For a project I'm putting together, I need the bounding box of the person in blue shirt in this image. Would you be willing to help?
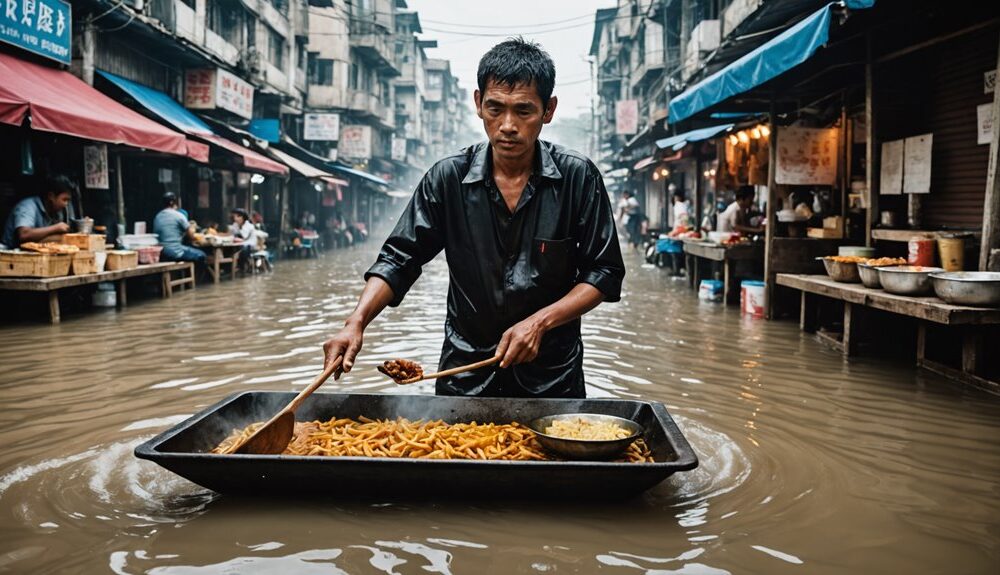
[153,192,206,263]
[1,175,75,249]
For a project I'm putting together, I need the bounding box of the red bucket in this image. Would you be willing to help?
[907,239,935,267]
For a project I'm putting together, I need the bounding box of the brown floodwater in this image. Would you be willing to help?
[1,246,998,574]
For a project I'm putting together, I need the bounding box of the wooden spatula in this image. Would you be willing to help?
[224,358,341,455]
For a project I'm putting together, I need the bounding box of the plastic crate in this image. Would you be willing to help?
[656,238,683,254]
[137,245,163,265]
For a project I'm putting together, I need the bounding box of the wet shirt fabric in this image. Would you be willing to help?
[366,141,625,398]
[2,196,60,248]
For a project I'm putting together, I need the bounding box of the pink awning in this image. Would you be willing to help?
[201,134,289,176]
[0,52,194,158]
[322,176,350,187]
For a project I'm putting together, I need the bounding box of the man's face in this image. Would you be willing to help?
[738,195,755,210]
[475,79,557,162]
[46,191,71,214]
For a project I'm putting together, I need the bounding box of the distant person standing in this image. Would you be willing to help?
[619,190,642,249]
[154,192,205,263]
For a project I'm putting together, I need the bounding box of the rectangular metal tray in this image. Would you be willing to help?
[134,392,699,499]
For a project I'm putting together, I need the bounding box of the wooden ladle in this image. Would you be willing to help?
[381,355,500,385]
[224,359,341,455]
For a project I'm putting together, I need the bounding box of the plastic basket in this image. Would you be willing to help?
[137,245,163,264]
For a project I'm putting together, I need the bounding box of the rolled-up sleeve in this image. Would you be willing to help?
[575,168,625,302]
[365,173,446,306]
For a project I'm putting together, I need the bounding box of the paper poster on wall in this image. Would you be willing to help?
[83,144,109,190]
[879,139,904,195]
[902,133,932,195]
[615,100,638,135]
[977,103,994,145]
[775,126,839,185]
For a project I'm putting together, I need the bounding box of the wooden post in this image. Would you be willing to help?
[840,99,849,226]
[47,292,60,324]
[277,179,289,258]
[695,152,704,234]
[115,154,126,234]
[115,280,127,308]
[980,34,1000,270]
[961,332,980,375]
[763,104,778,319]
[843,301,859,356]
[865,33,879,248]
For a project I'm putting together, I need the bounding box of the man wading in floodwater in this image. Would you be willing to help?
[323,38,625,398]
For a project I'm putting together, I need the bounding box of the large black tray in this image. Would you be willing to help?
[134,392,698,498]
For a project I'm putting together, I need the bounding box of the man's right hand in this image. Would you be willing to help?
[323,320,364,379]
[52,222,70,234]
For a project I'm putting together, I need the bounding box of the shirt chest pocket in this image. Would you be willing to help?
[531,237,576,290]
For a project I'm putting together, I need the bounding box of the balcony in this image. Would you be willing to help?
[307,85,349,109]
[630,56,664,89]
[347,90,379,118]
[349,18,400,77]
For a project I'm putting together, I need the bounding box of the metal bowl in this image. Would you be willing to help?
[877,266,945,296]
[856,263,885,289]
[929,272,1000,307]
[528,413,644,461]
[819,257,862,283]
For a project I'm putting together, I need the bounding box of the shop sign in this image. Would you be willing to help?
[339,125,372,159]
[249,118,281,143]
[184,68,254,119]
[615,100,638,135]
[0,0,71,65]
[83,144,108,190]
[391,134,407,162]
[775,126,839,185]
[304,113,340,141]
[985,70,996,95]
[880,133,933,195]
[977,103,994,145]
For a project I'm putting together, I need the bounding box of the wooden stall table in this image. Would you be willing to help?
[197,243,243,284]
[0,262,196,324]
[683,240,765,304]
[776,273,1000,392]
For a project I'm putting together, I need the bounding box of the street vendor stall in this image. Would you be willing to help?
[683,238,765,304]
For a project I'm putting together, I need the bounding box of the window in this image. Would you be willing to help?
[267,26,284,70]
[427,72,442,89]
[297,41,307,71]
[308,55,335,86]
[207,0,244,46]
[349,63,359,90]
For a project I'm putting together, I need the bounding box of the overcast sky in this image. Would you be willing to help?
[406,0,617,132]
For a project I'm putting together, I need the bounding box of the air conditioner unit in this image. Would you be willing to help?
[688,19,720,54]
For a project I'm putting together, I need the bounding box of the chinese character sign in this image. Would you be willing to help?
[339,125,372,160]
[185,69,217,109]
[615,100,638,135]
[83,144,108,190]
[0,0,71,64]
[304,113,341,141]
[391,135,407,162]
[775,126,839,186]
[216,68,254,119]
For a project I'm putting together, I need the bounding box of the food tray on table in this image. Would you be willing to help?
[135,392,699,499]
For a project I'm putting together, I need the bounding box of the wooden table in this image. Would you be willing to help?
[776,273,1000,391]
[198,244,243,284]
[683,240,765,304]
[0,262,195,324]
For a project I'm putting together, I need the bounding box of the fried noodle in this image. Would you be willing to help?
[213,416,654,463]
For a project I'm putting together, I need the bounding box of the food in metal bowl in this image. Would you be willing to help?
[826,255,868,263]
[529,413,645,460]
[544,417,634,441]
[864,257,907,267]
[877,265,945,296]
[820,256,862,283]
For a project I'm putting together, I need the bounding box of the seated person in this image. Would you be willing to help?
[717,186,764,235]
[154,192,206,263]
[230,208,256,269]
[1,175,74,249]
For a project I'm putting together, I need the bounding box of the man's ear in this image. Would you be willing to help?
[474,89,483,119]
[542,96,558,124]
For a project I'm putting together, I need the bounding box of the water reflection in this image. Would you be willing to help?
[0,247,998,573]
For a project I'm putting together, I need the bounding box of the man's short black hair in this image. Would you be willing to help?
[163,192,178,208]
[477,37,556,108]
[45,174,77,197]
[736,185,756,202]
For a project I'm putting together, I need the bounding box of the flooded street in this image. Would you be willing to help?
[1,246,999,574]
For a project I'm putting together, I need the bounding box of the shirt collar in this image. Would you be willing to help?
[462,140,564,184]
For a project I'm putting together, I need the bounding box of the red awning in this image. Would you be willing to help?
[186,140,210,163]
[322,176,349,187]
[201,134,289,176]
[0,52,195,158]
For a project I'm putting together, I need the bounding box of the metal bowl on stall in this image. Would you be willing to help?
[929,272,1000,307]
[856,263,885,289]
[877,266,945,296]
[818,257,862,283]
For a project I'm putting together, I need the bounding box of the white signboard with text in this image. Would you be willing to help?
[615,100,638,135]
[775,126,839,185]
[339,125,372,159]
[83,144,109,190]
[304,113,341,141]
[184,68,254,119]
[391,135,407,162]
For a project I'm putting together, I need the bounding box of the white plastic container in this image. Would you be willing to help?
[741,280,766,317]
[94,251,107,272]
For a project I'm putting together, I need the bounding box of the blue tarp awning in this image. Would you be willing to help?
[97,70,214,136]
[329,163,390,187]
[668,1,875,123]
[655,123,734,151]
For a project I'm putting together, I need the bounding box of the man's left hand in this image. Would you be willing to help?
[496,315,548,369]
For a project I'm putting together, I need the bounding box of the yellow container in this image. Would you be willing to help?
[937,237,964,271]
